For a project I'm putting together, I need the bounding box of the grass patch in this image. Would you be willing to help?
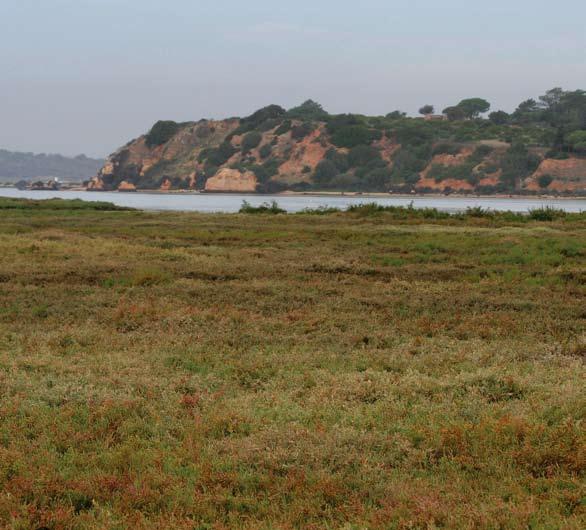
[0,207,583,528]
[0,197,135,211]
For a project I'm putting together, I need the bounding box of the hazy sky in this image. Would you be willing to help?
[1,0,585,157]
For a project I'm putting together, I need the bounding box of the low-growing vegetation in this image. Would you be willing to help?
[238,200,286,214]
[0,197,134,211]
[0,204,584,528]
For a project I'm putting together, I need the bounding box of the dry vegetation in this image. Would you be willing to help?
[0,201,584,529]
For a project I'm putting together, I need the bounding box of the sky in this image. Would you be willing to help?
[1,0,585,158]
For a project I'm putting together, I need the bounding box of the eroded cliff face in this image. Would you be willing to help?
[117,181,137,192]
[276,127,328,183]
[525,158,586,192]
[90,119,241,191]
[91,116,586,194]
[204,168,257,192]
[417,149,475,191]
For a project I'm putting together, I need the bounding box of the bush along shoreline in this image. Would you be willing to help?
[239,200,584,222]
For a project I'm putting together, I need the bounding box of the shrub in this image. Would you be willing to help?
[355,158,387,178]
[326,114,382,148]
[428,163,475,182]
[241,105,286,128]
[328,173,362,190]
[331,126,382,148]
[482,163,499,174]
[313,160,339,184]
[385,110,407,119]
[249,158,282,182]
[443,106,466,121]
[348,145,381,167]
[257,180,288,193]
[362,167,391,190]
[500,142,541,189]
[253,118,276,132]
[489,110,510,125]
[545,149,570,160]
[325,148,350,172]
[465,206,494,218]
[291,122,314,141]
[204,164,219,178]
[432,143,461,156]
[145,121,180,147]
[202,141,238,166]
[286,100,329,121]
[528,207,566,221]
[566,130,586,152]
[390,143,432,184]
[326,113,362,133]
[472,144,494,159]
[239,200,286,214]
[538,174,554,188]
[259,144,272,159]
[274,120,292,136]
[392,122,434,146]
[241,132,263,153]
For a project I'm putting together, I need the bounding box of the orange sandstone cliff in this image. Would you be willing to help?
[90,112,586,194]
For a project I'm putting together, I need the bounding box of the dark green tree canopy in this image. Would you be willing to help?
[488,110,510,125]
[566,130,586,152]
[386,110,407,119]
[145,121,181,147]
[456,98,491,119]
[539,87,565,111]
[537,174,553,188]
[443,106,466,121]
[241,105,286,128]
[313,159,339,184]
[512,99,541,123]
[286,100,329,121]
[347,145,381,167]
[419,105,435,116]
[241,132,263,153]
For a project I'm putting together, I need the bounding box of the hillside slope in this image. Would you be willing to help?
[90,94,586,195]
[0,150,104,182]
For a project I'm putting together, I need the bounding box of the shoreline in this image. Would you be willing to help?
[1,185,584,201]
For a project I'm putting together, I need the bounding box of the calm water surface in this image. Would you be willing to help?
[0,188,584,213]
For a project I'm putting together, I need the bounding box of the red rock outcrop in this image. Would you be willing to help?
[160,178,172,191]
[525,157,586,191]
[373,135,400,164]
[118,181,137,192]
[204,168,257,192]
[420,149,474,179]
[87,176,105,190]
[416,148,475,191]
[276,126,328,183]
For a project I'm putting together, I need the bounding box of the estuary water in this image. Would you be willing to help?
[0,188,584,213]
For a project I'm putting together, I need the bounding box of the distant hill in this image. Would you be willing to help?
[89,88,585,195]
[0,150,104,182]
